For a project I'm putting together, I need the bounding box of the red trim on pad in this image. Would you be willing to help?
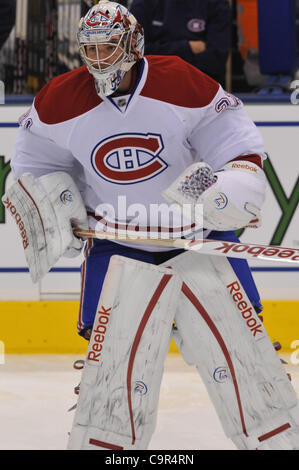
[181,282,249,438]
[126,274,173,445]
[258,423,291,442]
[89,438,123,450]
[18,179,46,245]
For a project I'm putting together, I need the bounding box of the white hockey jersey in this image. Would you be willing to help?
[11,55,265,250]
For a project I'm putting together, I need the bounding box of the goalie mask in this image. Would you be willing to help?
[78,1,144,98]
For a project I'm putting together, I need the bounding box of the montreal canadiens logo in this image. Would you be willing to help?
[187,19,206,32]
[91,133,167,184]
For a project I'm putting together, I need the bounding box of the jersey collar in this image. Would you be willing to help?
[106,58,148,113]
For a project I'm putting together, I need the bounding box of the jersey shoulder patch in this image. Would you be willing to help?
[34,66,102,125]
[141,55,219,108]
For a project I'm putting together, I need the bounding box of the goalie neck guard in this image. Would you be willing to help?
[77,1,144,99]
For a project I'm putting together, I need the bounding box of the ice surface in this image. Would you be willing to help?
[0,353,298,450]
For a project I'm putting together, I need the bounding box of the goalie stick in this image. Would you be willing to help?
[74,228,299,264]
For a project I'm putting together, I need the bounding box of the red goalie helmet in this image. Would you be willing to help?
[77,1,144,98]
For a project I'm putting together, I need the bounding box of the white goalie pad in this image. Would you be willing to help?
[164,252,299,450]
[2,172,88,283]
[67,255,181,450]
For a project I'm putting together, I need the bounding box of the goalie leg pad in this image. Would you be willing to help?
[165,252,299,450]
[67,255,182,450]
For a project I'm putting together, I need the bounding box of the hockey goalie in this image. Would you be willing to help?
[3,1,299,450]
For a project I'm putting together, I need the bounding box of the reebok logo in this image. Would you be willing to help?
[87,306,111,363]
[207,241,299,262]
[231,163,258,173]
[2,197,29,249]
[226,280,263,337]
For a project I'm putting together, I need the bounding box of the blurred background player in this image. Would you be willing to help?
[130,0,231,87]
[0,0,16,50]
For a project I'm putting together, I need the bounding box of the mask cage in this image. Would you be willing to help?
[79,27,134,74]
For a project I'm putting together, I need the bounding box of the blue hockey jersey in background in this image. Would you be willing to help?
[130,0,231,86]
